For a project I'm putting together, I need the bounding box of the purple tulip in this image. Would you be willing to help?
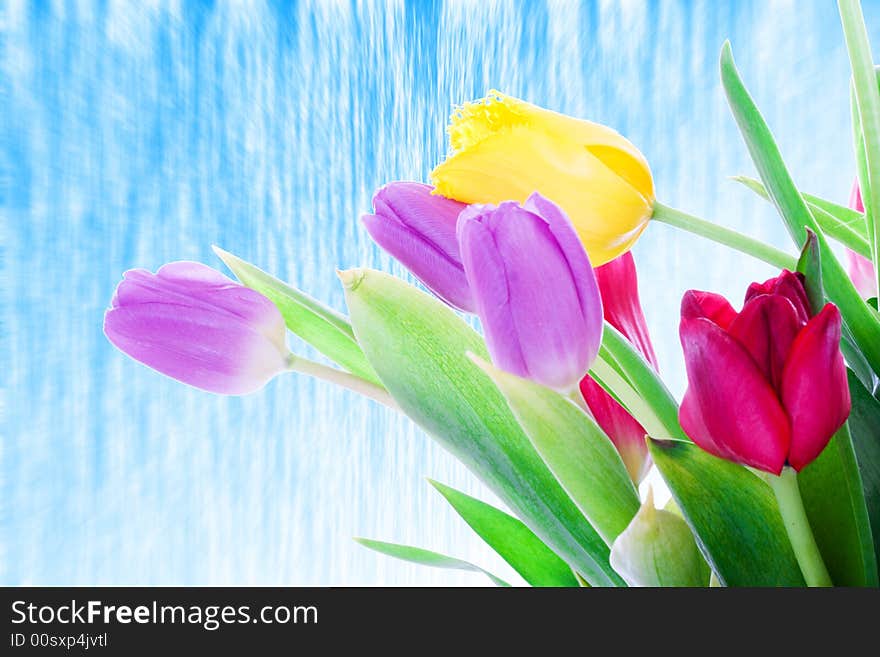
[104,261,289,395]
[457,192,603,391]
[362,182,475,312]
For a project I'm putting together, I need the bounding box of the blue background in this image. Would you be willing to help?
[2,0,873,585]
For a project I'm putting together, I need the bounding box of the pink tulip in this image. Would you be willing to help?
[457,193,603,391]
[105,262,289,394]
[579,252,657,482]
[678,271,850,474]
[848,183,877,299]
[362,182,474,312]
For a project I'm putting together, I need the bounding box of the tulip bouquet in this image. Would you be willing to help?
[105,1,880,587]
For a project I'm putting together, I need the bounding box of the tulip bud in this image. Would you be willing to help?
[104,261,289,395]
[679,271,851,474]
[579,252,658,483]
[362,182,475,312]
[430,90,654,266]
[609,488,709,587]
[457,192,603,391]
[847,182,877,299]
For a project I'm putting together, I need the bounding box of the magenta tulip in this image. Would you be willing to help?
[458,192,603,391]
[104,262,289,395]
[679,270,850,474]
[579,252,657,482]
[848,183,877,299]
[362,182,474,312]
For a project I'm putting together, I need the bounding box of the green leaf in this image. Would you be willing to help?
[648,439,805,586]
[798,423,878,587]
[847,370,880,569]
[610,490,710,587]
[212,246,381,385]
[720,41,880,377]
[429,480,578,587]
[734,175,871,257]
[469,357,640,545]
[341,268,624,586]
[840,0,880,295]
[595,325,688,441]
[795,232,879,586]
[796,229,825,314]
[353,538,510,586]
[795,214,874,388]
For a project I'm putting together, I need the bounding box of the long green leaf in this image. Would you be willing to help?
[798,424,878,586]
[840,0,880,295]
[795,230,878,586]
[342,268,624,586]
[469,356,640,546]
[213,246,380,385]
[847,370,880,569]
[354,538,510,586]
[720,41,880,376]
[649,439,805,586]
[429,481,579,587]
[734,175,871,257]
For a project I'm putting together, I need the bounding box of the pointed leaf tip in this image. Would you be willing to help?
[721,40,733,61]
[337,268,365,291]
[648,437,684,452]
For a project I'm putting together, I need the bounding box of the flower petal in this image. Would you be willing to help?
[524,192,604,367]
[457,204,527,379]
[362,210,474,312]
[727,294,803,390]
[372,182,466,266]
[745,270,810,323]
[458,201,595,389]
[104,303,287,395]
[680,290,737,329]
[846,249,877,299]
[432,123,651,266]
[580,375,650,483]
[114,262,286,349]
[593,251,658,368]
[679,317,790,474]
[780,304,851,471]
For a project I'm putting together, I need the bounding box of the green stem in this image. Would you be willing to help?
[839,0,880,297]
[287,355,399,410]
[767,467,833,587]
[652,201,797,270]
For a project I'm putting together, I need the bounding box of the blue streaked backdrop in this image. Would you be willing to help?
[2,0,873,585]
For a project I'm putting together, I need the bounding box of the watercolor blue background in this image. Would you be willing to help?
[2,0,873,585]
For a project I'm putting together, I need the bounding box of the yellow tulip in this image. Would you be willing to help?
[430,91,654,265]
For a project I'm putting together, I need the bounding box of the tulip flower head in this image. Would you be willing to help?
[431,91,654,266]
[457,192,603,391]
[847,182,877,299]
[362,182,474,312]
[679,271,850,474]
[104,262,290,395]
[580,252,658,482]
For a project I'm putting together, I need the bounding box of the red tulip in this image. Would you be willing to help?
[579,252,657,482]
[679,271,850,474]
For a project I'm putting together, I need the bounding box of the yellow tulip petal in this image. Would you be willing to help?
[435,90,655,263]
[431,125,652,265]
